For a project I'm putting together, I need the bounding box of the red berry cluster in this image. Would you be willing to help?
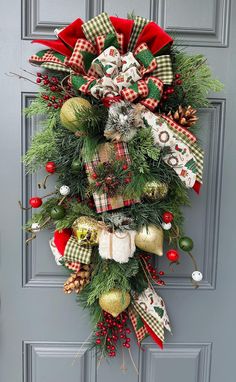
[91,162,131,197]
[95,311,131,357]
[36,72,72,109]
[141,254,165,286]
[174,73,182,86]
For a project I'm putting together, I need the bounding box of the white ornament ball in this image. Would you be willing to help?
[59,185,70,196]
[192,271,203,282]
[162,222,172,230]
[31,222,40,233]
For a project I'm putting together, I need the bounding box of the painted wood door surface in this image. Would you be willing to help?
[0,1,235,381]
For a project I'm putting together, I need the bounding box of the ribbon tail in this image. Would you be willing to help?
[143,320,163,349]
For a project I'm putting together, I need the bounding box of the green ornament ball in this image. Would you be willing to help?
[71,158,81,173]
[179,236,194,252]
[50,205,66,220]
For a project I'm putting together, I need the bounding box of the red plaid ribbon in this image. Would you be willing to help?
[84,142,140,213]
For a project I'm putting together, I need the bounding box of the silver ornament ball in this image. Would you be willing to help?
[192,271,203,282]
[59,185,70,196]
[31,222,40,233]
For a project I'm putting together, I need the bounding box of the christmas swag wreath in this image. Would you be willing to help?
[20,13,222,359]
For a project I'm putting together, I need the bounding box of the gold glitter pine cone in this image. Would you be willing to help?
[167,105,198,128]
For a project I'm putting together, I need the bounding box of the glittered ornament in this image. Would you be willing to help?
[71,158,82,173]
[50,205,66,220]
[31,222,40,233]
[166,249,179,262]
[45,161,56,173]
[29,197,42,208]
[135,225,163,256]
[179,236,194,252]
[59,185,70,196]
[72,216,100,246]
[99,289,131,317]
[192,271,203,282]
[60,97,92,132]
[162,211,173,223]
[143,181,168,201]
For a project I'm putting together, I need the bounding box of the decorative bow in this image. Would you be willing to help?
[29,13,174,111]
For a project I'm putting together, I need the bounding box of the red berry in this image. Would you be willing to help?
[126,328,131,334]
[124,177,131,184]
[166,249,180,262]
[91,173,98,180]
[45,161,56,174]
[43,95,49,100]
[122,163,128,171]
[43,79,49,85]
[37,72,42,77]
[163,95,168,101]
[29,197,42,208]
[159,271,165,276]
[162,211,173,223]
[36,78,41,83]
[53,104,59,109]
[43,75,48,80]
[125,343,131,348]
[50,86,57,92]
[175,73,181,79]
[96,339,101,345]
[51,96,56,101]
[47,102,52,107]
[176,79,182,86]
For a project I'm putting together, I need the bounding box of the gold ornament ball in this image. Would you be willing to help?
[99,289,131,317]
[143,181,168,201]
[60,97,92,132]
[135,225,164,256]
[72,216,100,246]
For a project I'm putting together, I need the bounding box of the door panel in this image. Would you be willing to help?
[0,1,235,381]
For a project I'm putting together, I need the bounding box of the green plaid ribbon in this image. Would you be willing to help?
[82,12,116,44]
[133,302,164,342]
[41,62,70,72]
[153,55,173,85]
[128,16,150,52]
[64,236,92,265]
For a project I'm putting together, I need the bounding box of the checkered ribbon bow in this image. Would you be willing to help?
[30,12,173,112]
[71,42,173,111]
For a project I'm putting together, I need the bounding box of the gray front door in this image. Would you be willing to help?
[0,1,235,381]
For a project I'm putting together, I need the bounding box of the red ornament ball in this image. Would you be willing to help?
[45,161,56,173]
[29,197,42,208]
[122,163,128,170]
[166,249,180,262]
[162,211,174,223]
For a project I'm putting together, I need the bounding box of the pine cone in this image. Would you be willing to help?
[167,106,198,128]
[63,264,91,294]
